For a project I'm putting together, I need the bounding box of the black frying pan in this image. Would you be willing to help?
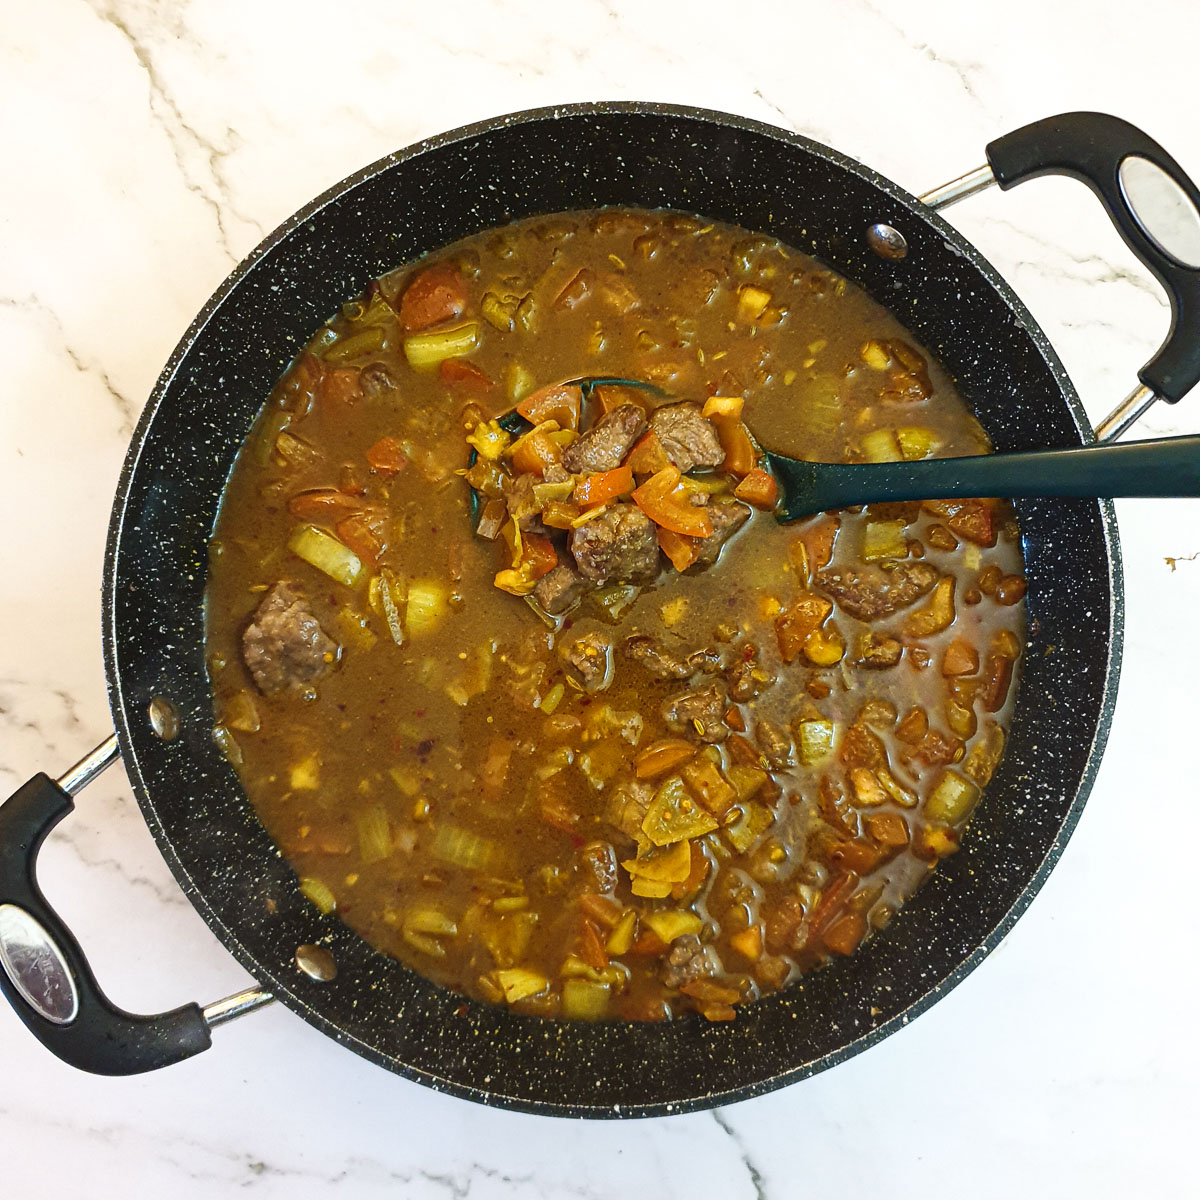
[3,104,1199,1117]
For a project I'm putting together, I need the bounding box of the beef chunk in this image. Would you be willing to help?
[542,462,571,484]
[650,402,725,472]
[856,632,903,669]
[693,499,752,566]
[607,778,654,839]
[579,841,619,893]
[626,635,725,679]
[569,503,660,583]
[660,934,719,988]
[562,404,647,473]
[661,680,728,743]
[242,581,339,696]
[727,644,773,700]
[359,362,397,398]
[502,471,543,531]
[561,631,613,691]
[532,563,586,615]
[816,561,939,621]
[755,718,794,768]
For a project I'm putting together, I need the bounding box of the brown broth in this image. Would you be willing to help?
[205,209,1026,1022]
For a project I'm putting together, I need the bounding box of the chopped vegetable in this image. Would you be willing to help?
[561,978,611,1020]
[795,719,835,765]
[775,591,833,663]
[299,877,337,915]
[657,527,699,572]
[365,436,408,477]
[288,525,363,586]
[736,284,772,323]
[289,753,321,791]
[493,967,549,1003]
[606,909,637,956]
[356,805,392,864]
[406,581,449,635]
[862,520,907,561]
[733,468,778,510]
[431,824,496,870]
[643,910,703,942]
[404,321,480,370]
[575,465,635,508]
[897,426,944,460]
[860,429,903,463]
[642,776,720,846]
[517,382,582,428]
[904,576,955,638]
[722,801,773,853]
[621,838,692,883]
[680,755,737,816]
[924,771,980,824]
[627,431,672,475]
[634,738,695,779]
[466,419,511,461]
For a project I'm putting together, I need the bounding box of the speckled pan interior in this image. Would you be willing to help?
[101,103,1122,1118]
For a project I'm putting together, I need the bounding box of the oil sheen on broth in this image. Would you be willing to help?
[204,209,1027,1023]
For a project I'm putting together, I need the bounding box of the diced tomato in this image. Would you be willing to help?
[319,367,362,407]
[440,358,493,391]
[574,464,634,508]
[579,919,610,971]
[364,436,408,477]
[517,382,582,429]
[397,263,467,331]
[774,591,833,663]
[541,500,580,529]
[634,737,696,779]
[791,514,840,577]
[287,488,363,522]
[701,395,756,475]
[522,533,558,580]
[626,930,669,958]
[511,428,564,477]
[627,430,672,475]
[335,511,386,566]
[594,384,651,415]
[733,468,778,509]
[632,466,714,537]
[657,526,699,572]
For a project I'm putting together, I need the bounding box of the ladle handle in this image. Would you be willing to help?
[986,112,1200,405]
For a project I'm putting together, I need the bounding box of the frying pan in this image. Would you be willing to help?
[3,103,1198,1117]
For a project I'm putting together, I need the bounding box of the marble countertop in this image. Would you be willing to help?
[2,1,1198,1194]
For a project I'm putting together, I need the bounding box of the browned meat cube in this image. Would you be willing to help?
[755,718,794,768]
[561,631,614,692]
[661,680,728,743]
[816,561,939,621]
[532,563,586,615]
[693,499,752,566]
[502,471,543,531]
[242,582,339,696]
[649,402,725,473]
[856,632,903,669]
[562,405,647,473]
[660,934,719,988]
[569,503,660,583]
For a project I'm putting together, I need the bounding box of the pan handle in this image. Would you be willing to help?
[0,739,272,1074]
[984,112,1200,408]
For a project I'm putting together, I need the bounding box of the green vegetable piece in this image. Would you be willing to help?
[403,321,479,370]
[299,877,336,915]
[794,720,836,766]
[642,776,719,847]
[561,978,611,1020]
[288,524,363,586]
[924,771,980,824]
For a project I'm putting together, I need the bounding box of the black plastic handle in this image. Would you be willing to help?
[986,112,1200,404]
[768,433,1200,522]
[0,772,212,1074]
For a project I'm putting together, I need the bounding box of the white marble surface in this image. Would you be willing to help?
[2,0,1198,1193]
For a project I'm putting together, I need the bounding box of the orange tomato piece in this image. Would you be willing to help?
[287,488,363,522]
[521,532,558,580]
[439,357,493,391]
[517,382,582,429]
[774,591,833,663]
[733,468,778,509]
[511,429,564,477]
[579,919,610,971]
[634,738,696,779]
[627,430,672,475]
[791,514,840,578]
[574,464,634,508]
[319,367,362,407]
[398,263,467,331]
[335,511,386,567]
[365,436,408,477]
[632,466,714,537]
[657,527,699,572]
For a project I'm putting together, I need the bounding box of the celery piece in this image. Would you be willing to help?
[722,802,773,854]
[404,907,458,937]
[431,824,495,870]
[356,805,392,864]
[605,909,637,956]
[862,520,908,561]
[794,719,835,766]
[860,429,903,463]
[642,776,719,846]
[924,771,980,824]
[643,910,703,943]
[299,877,336,915]
[491,895,529,915]
[289,752,321,791]
[897,426,944,461]
[561,978,611,1020]
[322,323,386,364]
[406,580,449,635]
[288,524,363,587]
[402,930,447,958]
[493,967,549,1003]
[403,321,479,370]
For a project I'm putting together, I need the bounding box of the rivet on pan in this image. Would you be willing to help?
[866,223,908,260]
[296,944,337,982]
[147,696,179,741]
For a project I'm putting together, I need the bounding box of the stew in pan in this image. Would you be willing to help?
[205,209,1026,1022]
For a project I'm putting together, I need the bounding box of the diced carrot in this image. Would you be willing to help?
[578,893,623,930]
[517,383,582,429]
[579,919,610,971]
[626,930,669,957]
[865,811,909,847]
[922,499,997,547]
[701,396,756,475]
[680,979,740,1005]
[822,912,867,956]
[634,738,696,779]
[657,526,699,572]
[791,514,840,578]
[774,592,833,663]
[287,488,363,522]
[511,429,564,477]
[398,263,467,331]
[942,639,980,676]
[319,367,362,407]
[633,466,714,537]
[574,464,634,508]
[627,430,672,475]
[733,468,778,510]
[522,533,558,580]
[729,925,762,961]
[365,436,408,477]
[335,511,386,567]
[440,357,493,391]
